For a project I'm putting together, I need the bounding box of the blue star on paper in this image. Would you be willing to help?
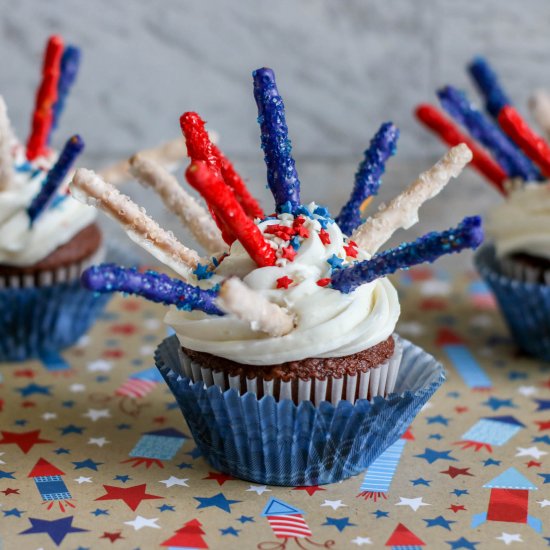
[323,517,356,532]
[187,447,202,459]
[424,515,456,530]
[482,397,516,411]
[508,371,528,380]
[237,515,255,524]
[72,459,103,471]
[427,415,450,426]
[54,448,70,455]
[59,425,85,435]
[451,489,469,497]
[114,475,131,483]
[0,469,15,479]
[482,458,501,467]
[19,516,88,546]
[91,509,109,516]
[534,399,550,411]
[372,510,389,518]
[447,391,460,398]
[544,537,550,546]
[327,254,344,269]
[14,419,27,426]
[3,507,24,517]
[195,493,241,513]
[177,461,193,469]
[411,477,431,486]
[428,433,443,440]
[538,473,550,484]
[446,536,479,549]
[16,383,51,397]
[534,435,550,445]
[220,526,240,536]
[415,448,458,464]
[61,400,75,408]
[158,504,175,512]
[117,424,132,430]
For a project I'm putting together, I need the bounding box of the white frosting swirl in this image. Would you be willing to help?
[165,203,400,365]
[486,181,550,260]
[0,146,96,266]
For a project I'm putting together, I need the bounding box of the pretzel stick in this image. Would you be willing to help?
[71,168,199,278]
[129,154,227,255]
[217,277,295,337]
[529,90,550,142]
[0,97,15,190]
[351,144,473,254]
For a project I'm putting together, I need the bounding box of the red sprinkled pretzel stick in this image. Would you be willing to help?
[26,35,64,161]
[498,105,550,178]
[416,104,507,195]
[186,161,276,267]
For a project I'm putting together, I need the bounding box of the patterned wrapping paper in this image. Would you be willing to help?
[1,267,550,548]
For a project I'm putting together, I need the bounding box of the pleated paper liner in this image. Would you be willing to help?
[156,334,445,486]
[476,244,550,361]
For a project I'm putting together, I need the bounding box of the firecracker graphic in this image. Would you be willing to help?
[436,328,492,390]
[121,427,187,468]
[357,428,414,500]
[471,467,541,532]
[385,523,425,549]
[469,280,496,309]
[28,458,74,512]
[454,415,525,452]
[161,518,208,549]
[258,497,334,549]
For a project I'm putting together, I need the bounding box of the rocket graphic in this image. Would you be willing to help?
[455,415,525,452]
[469,280,496,310]
[161,518,208,549]
[28,457,74,512]
[357,428,414,500]
[385,523,425,550]
[258,497,333,549]
[472,467,541,532]
[122,427,187,468]
[436,328,492,390]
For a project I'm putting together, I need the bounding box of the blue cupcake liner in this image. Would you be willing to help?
[475,244,550,361]
[155,335,445,486]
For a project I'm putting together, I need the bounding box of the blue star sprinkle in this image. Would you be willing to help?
[194,493,241,513]
[194,263,214,280]
[327,254,344,269]
[415,448,458,464]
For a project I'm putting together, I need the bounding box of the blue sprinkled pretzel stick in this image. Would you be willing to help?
[468,56,512,119]
[27,134,84,224]
[331,216,483,294]
[335,122,399,235]
[50,45,81,140]
[253,67,301,213]
[81,264,223,315]
[438,86,541,181]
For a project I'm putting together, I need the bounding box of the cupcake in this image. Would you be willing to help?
[0,35,109,362]
[74,68,482,485]
[416,56,550,360]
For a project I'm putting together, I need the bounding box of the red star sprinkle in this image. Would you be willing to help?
[448,504,466,513]
[294,224,309,238]
[276,276,294,289]
[95,483,163,511]
[343,241,358,257]
[265,224,294,240]
[440,466,474,479]
[101,531,124,543]
[526,460,541,468]
[1,488,19,495]
[203,471,236,486]
[319,229,331,244]
[316,278,331,287]
[535,420,550,431]
[292,485,326,496]
[0,430,52,454]
[281,246,297,261]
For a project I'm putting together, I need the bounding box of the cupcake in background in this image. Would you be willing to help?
[0,35,109,362]
[72,67,482,485]
[416,56,550,360]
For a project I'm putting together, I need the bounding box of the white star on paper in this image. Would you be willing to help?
[396,321,424,336]
[88,437,109,447]
[420,402,434,412]
[159,476,189,488]
[41,412,57,421]
[74,476,92,484]
[351,536,372,546]
[537,499,550,508]
[470,314,493,328]
[76,335,90,347]
[518,385,538,397]
[83,408,111,422]
[420,280,451,296]
[87,360,112,372]
[140,345,154,356]
[246,485,271,495]
[69,383,86,393]
[395,497,430,511]
[144,318,160,330]
[124,515,160,531]
[516,446,548,459]
[321,499,347,510]
[0,452,5,465]
[496,533,523,545]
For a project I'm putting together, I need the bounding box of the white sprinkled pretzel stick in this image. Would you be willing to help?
[0,97,15,191]
[71,168,200,278]
[217,277,295,337]
[351,144,473,254]
[529,90,550,142]
[129,154,228,255]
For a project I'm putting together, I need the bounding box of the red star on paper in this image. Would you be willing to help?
[121,299,141,311]
[101,531,124,542]
[276,276,294,289]
[111,324,137,335]
[203,471,236,486]
[440,466,474,479]
[318,229,331,245]
[448,504,466,513]
[455,406,469,414]
[153,416,166,425]
[14,369,35,378]
[420,297,447,311]
[102,349,124,359]
[21,401,36,408]
[293,485,326,496]
[534,420,550,431]
[526,460,541,468]
[1,488,19,495]
[95,484,162,511]
[0,430,52,454]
